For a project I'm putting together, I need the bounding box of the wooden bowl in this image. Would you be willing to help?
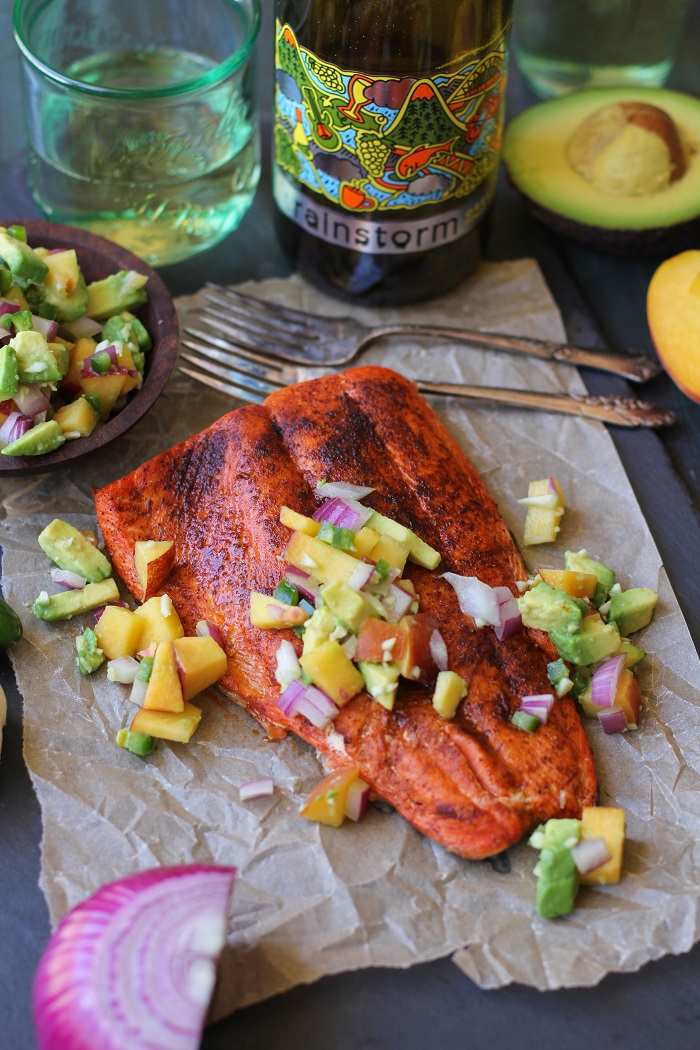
[0,220,179,475]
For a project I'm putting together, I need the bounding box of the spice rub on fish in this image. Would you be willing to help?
[94,366,597,859]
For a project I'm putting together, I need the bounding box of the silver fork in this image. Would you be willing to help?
[185,283,661,383]
[179,334,676,428]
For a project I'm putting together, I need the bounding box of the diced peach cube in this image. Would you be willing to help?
[95,605,144,660]
[580,807,626,884]
[172,635,228,701]
[143,641,185,713]
[134,540,175,602]
[299,639,365,706]
[133,594,185,648]
[249,592,310,629]
[538,568,597,600]
[300,766,361,827]
[130,702,202,743]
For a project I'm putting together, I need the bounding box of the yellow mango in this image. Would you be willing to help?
[53,396,100,438]
[172,635,228,702]
[133,594,185,648]
[279,506,320,536]
[134,540,175,602]
[580,806,626,885]
[432,670,468,719]
[115,341,141,393]
[249,592,310,629]
[300,766,361,827]
[522,478,565,546]
[94,605,144,660]
[538,568,597,600]
[130,701,201,743]
[143,641,184,713]
[368,534,410,574]
[285,531,360,586]
[62,337,97,395]
[79,373,127,420]
[351,526,381,558]
[299,639,365,706]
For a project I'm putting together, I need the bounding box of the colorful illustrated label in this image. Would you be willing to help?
[273,20,509,254]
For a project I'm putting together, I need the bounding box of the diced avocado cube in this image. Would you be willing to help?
[357,660,401,710]
[0,267,13,295]
[550,615,620,667]
[116,728,157,756]
[86,270,148,322]
[564,550,616,608]
[613,638,646,668]
[1,420,65,457]
[49,340,70,377]
[517,581,583,636]
[320,580,373,633]
[607,587,658,637]
[0,228,48,283]
[10,329,62,384]
[75,626,105,675]
[301,606,337,656]
[102,311,151,351]
[33,577,119,621]
[38,518,112,583]
[0,344,18,399]
[530,818,581,851]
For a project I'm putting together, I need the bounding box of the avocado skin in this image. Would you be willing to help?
[522,197,700,258]
[608,587,658,637]
[551,616,621,666]
[0,596,22,649]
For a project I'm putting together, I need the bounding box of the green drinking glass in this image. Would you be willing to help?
[14,0,261,266]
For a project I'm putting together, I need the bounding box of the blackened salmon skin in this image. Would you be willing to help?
[94,366,597,859]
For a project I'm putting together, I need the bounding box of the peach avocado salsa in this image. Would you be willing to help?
[0,225,150,457]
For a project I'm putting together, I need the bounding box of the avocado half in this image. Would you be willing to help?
[502,87,700,255]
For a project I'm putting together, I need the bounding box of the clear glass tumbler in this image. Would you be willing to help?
[514,0,691,99]
[14,0,261,266]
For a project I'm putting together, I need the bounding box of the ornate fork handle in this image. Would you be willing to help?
[369,324,661,382]
[416,381,676,428]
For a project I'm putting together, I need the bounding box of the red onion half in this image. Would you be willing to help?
[591,654,626,709]
[33,865,236,1050]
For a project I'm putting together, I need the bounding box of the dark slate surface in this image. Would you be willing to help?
[1,1,699,1047]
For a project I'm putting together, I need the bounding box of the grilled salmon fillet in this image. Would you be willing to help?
[94,366,597,859]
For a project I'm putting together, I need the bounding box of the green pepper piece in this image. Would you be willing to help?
[374,558,390,580]
[135,655,154,683]
[511,710,539,732]
[90,350,113,375]
[10,309,33,332]
[317,521,355,550]
[274,579,300,606]
[0,595,22,649]
[547,659,569,686]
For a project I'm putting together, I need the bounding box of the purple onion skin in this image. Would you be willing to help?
[33,865,236,1050]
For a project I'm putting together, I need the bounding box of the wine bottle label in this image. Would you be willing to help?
[273,20,509,255]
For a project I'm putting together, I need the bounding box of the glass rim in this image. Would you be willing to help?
[12,0,261,99]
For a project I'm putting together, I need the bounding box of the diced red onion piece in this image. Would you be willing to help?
[282,567,320,602]
[93,600,129,623]
[294,694,335,729]
[30,315,59,341]
[195,619,225,648]
[520,694,555,724]
[429,629,448,672]
[347,560,375,592]
[129,677,149,706]
[591,654,626,709]
[107,656,140,684]
[382,582,415,623]
[304,685,339,720]
[0,300,20,317]
[315,481,374,501]
[50,567,88,589]
[345,778,370,822]
[14,384,50,418]
[275,639,302,689]
[571,836,612,875]
[312,497,360,531]
[60,314,103,339]
[32,865,236,1050]
[277,679,306,716]
[0,410,32,445]
[239,778,274,801]
[443,572,501,627]
[598,705,629,734]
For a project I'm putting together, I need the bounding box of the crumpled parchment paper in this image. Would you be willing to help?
[2,260,699,1016]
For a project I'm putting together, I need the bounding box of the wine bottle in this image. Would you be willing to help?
[273,0,513,305]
